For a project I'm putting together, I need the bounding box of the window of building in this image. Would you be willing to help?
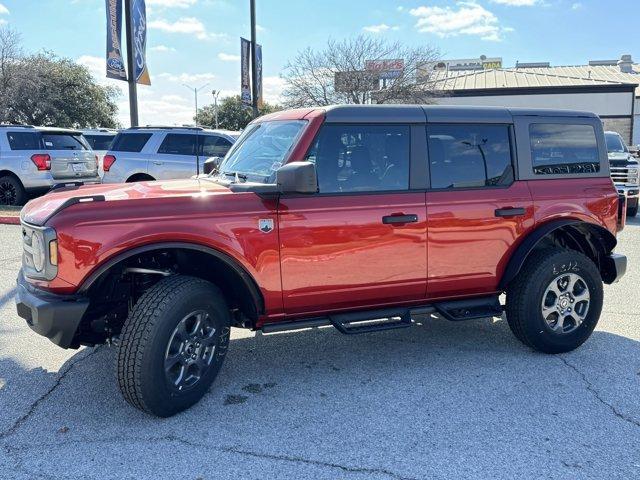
[305,124,410,193]
[530,123,600,175]
[427,124,513,189]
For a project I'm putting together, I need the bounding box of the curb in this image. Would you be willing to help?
[0,216,20,225]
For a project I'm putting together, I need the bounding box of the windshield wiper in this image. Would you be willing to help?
[222,171,248,182]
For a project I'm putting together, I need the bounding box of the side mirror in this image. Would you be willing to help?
[276,161,318,194]
[203,156,223,175]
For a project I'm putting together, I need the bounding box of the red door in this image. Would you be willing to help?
[278,193,427,315]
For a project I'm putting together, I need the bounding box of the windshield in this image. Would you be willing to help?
[217,120,306,183]
[605,133,627,153]
[84,134,116,151]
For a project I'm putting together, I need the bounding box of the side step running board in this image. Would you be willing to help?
[434,296,503,321]
[329,307,412,335]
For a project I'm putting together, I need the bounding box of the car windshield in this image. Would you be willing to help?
[605,133,627,153]
[217,120,306,183]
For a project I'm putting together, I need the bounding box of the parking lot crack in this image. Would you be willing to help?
[0,347,101,442]
[559,356,640,428]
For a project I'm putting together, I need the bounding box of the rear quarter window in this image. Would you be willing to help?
[530,124,600,175]
[6,131,41,150]
[110,133,152,153]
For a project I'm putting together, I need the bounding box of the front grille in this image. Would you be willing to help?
[611,166,639,186]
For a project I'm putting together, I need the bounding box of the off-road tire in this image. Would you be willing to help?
[505,249,603,354]
[0,174,26,206]
[117,275,231,417]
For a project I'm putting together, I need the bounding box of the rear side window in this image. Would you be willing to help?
[84,134,115,151]
[530,124,600,175]
[427,124,513,189]
[305,124,410,193]
[201,135,232,157]
[158,134,197,155]
[7,132,41,150]
[41,133,88,150]
[110,133,152,153]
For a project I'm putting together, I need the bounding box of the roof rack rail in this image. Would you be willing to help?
[0,124,34,128]
[128,125,204,131]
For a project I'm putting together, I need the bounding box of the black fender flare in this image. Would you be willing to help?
[78,241,264,314]
[498,219,617,290]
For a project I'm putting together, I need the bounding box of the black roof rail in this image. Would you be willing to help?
[0,124,35,128]
[127,125,204,131]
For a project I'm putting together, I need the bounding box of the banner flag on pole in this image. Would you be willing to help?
[105,0,127,81]
[256,43,263,109]
[240,37,252,106]
[132,0,151,85]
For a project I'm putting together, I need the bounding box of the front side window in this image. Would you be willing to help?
[305,124,410,193]
[427,124,513,189]
[41,133,88,150]
[7,132,41,150]
[218,120,306,183]
[158,134,197,156]
[530,123,600,175]
[200,135,233,157]
[110,133,152,153]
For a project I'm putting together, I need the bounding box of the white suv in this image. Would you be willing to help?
[102,126,239,183]
[0,125,100,205]
[80,129,118,178]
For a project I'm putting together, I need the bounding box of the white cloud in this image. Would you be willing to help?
[410,3,511,41]
[363,23,400,34]
[571,2,582,9]
[256,24,267,33]
[262,76,285,105]
[148,17,226,40]
[151,45,176,52]
[0,3,9,15]
[158,72,216,83]
[491,0,539,5]
[218,53,240,62]
[147,0,197,8]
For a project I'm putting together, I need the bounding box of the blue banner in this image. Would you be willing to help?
[105,0,127,81]
[256,43,263,109]
[132,0,150,85]
[240,37,251,106]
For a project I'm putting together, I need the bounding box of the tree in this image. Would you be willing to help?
[0,27,120,128]
[195,95,280,131]
[281,35,441,107]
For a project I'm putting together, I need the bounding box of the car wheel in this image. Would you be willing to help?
[117,275,231,417]
[627,202,638,217]
[0,175,26,206]
[505,249,603,354]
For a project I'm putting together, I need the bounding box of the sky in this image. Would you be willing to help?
[0,0,635,126]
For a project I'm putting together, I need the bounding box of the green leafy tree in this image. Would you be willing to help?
[196,95,280,131]
[0,28,120,128]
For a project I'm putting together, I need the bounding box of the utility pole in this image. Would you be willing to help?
[184,83,209,176]
[124,0,139,127]
[185,83,209,127]
[250,0,258,118]
[211,90,220,128]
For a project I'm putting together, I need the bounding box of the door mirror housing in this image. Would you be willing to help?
[203,156,223,175]
[276,161,318,194]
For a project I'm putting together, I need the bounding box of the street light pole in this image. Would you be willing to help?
[184,83,209,127]
[211,89,220,128]
[250,0,258,118]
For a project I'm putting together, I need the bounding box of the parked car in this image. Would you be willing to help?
[605,131,639,217]
[80,128,118,178]
[0,125,100,205]
[16,105,627,417]
[102,126,239,183]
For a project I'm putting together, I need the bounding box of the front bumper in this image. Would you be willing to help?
[616,185,639,199]
[602,253,627,284]
[15,271,89,349]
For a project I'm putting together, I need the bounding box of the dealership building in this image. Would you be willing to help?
[424,55,640,145]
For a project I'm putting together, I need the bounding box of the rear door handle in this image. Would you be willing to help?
[382,214,418,225]
[495,207,526,217]
[153,161,163,165]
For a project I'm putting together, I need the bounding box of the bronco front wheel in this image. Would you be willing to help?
[505,249,603,354]
[116,275,231,417]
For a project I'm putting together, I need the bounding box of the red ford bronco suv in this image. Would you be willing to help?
[16,105,627,417]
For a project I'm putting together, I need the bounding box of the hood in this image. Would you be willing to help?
[608,152,634,162]
[21,178,231,226]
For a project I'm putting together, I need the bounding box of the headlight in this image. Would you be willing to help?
[31,233,45,272]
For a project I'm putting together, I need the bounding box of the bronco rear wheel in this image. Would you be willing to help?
[117,275,230,417]
[505,249,603,354]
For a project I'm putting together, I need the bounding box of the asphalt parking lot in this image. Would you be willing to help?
[0,219,638,480]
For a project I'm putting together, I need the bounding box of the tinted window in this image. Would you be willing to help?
[427,124,513,189]
[7,132,41,150]
[158,134,197,155]
[530,124,600,175]
[41,133,88,150]
[605,132,627,153]
[305,124,410,193]
[84,134,116,151]
[110,133,152,152]
[200,135,232,157]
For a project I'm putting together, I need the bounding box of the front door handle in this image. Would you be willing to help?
[382,214,418,225]
[495,207,526,217]
[153,161,163,166]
